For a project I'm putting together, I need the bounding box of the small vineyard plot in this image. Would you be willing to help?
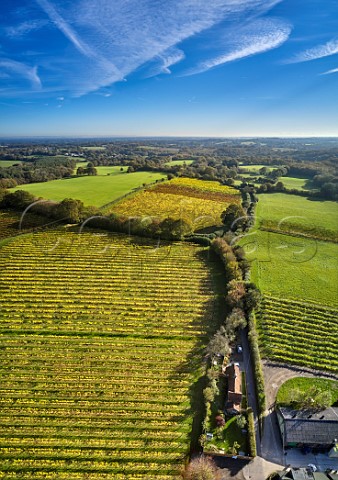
[257,295,338,373]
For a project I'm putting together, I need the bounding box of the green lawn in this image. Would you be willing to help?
[239,229,338,306]
[256,193,338,242]
[12,171,166,207]
[277,377,338,406]
[205,415,248,455]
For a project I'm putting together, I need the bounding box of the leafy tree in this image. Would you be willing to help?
[206,326,230,358]
[226,308,246,333]
[221,204,247,231]
[226,279,246,308]
[1,190,36,209]
[236,415,247,429]
[54,198,84,223]
[86,166,97,175]
[160,217,192,240]
[245,283,262,312]
[203,387,215,404]
[0,188,8,203]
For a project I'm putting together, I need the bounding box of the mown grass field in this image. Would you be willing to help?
[279,176,313,190]
[12,171,166,207]
[75,164,130,176]
[0,230,225,479]
[110,178,241,231]
[241,229,338,306]
[238,164,275,173]
[256,193,338,242]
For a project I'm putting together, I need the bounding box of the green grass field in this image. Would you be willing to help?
[239,165,276,173]
[95,166,129,175]
[0,160,22,167]
[240,229,338,306]
[280,176,313,190]
[241,191,338,371]
[256,193,338,242]
[0,230,224,478]
[12,171,166,207]
[75,164,129,176]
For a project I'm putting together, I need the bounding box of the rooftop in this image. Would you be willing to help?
[278,407,338,446]
[225,363,242,395]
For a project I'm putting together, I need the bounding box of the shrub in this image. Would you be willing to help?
[215,415,225,427]
[236,414,247,429]
[248,313,266,419]
[182,456,221,480]
[247,408,257,457]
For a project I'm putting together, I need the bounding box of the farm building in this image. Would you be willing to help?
[272,467,338,480]
[277,406,338,452]
[224,363,242,414]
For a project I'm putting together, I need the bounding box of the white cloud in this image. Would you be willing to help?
[0,58,41,88]
[288,38,338,63]
[159,49,185,74]
[34,0,284,95]
[144,48,185,78]
[322,67,338,75]
[6,20,48,39]
[185,18,291,75]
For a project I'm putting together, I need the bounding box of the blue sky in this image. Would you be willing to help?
[0,0,337,137]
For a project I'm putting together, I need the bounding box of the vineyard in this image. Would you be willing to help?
[0,231,225,479]
[109,178,240,230]
[257,295,338,373]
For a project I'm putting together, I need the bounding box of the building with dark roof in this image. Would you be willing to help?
[273,468,338,480]
[277,406,338,451]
